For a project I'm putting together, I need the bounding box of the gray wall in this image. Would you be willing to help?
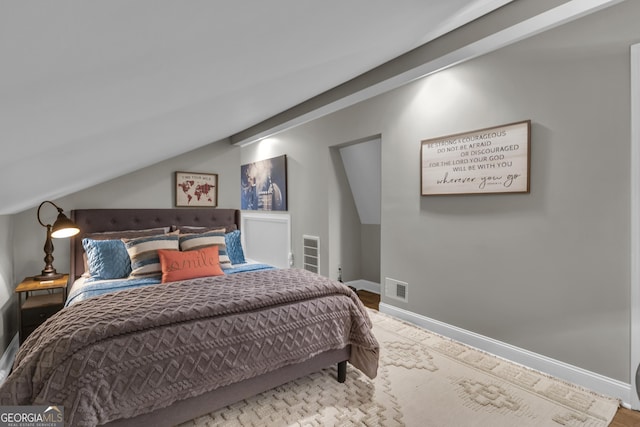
[329,143,381,283]
[360,224,380,283]
[12,140,240,283]
[237,132,364,282]
[8,1,637,383]
[0,215,16,354]
[239,2,635,383]
[329,145,363,282]
[336,138,381,284]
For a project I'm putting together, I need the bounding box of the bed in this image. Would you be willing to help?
[0,208,379,426]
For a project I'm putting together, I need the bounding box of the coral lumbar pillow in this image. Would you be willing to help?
[158,246,224,283]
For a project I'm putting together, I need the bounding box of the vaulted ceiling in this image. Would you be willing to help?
[0,0,617,215]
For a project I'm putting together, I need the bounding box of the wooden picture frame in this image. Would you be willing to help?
[421,120,531,196]
[175,171,218,207]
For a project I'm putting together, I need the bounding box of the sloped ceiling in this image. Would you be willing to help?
[0,0,516,215]
[340,139,381,225]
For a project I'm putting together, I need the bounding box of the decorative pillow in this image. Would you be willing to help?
[172,224,237,233]
[225,230,246,265]
[82,253,90,278]
[79,228,169,277]
[179,230,231,266]
[82,238,131,280]
[123,232,179,277]
[158,246,224,283]
[85,227,170,240]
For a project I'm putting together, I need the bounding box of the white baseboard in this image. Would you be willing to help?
[379,303,632,406]
[345,279,380,294]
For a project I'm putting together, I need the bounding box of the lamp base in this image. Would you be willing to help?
[33,272,64,281]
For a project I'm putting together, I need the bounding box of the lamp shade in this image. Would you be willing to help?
[51,212,80,238]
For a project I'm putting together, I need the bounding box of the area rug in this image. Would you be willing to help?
[179,309,620,426]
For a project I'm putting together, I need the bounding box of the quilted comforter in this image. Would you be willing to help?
[0,269,379,426]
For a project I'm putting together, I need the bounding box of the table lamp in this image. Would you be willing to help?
[34,201,80,281]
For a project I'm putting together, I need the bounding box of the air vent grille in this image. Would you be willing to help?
[385,277,408,303]
[302,235,320,273]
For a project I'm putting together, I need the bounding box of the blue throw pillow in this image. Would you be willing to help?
[82,238,132,280]
[225,230,246,265]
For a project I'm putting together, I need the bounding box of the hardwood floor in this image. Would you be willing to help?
[610,407,640,426]
[354,289,640,426]
[355,289,379,311]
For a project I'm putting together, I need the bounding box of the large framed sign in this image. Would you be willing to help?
[421,120,530,195]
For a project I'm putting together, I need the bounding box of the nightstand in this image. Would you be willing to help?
[15,274,68,344]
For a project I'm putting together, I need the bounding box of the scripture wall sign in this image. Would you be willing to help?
[421,120,530,195]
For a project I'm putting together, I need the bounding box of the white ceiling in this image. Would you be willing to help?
[0,0,516,215]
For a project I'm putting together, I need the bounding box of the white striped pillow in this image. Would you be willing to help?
[123,232,179,277]
[179,229,231,266]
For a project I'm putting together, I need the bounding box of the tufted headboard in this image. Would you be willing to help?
[69,208,241,283]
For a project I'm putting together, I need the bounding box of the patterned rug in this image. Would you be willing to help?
[179,310,620,426]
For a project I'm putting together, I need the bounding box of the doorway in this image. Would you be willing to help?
[331,136,381,293]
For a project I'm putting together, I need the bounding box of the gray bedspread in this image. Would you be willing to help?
[0,268,379,426]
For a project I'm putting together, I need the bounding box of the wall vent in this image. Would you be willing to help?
[385,277,408,303]
[302,235,320,273]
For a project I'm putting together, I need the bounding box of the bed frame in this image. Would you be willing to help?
[69,208,349,427]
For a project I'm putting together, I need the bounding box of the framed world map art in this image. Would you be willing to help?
[175,171,218,207]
